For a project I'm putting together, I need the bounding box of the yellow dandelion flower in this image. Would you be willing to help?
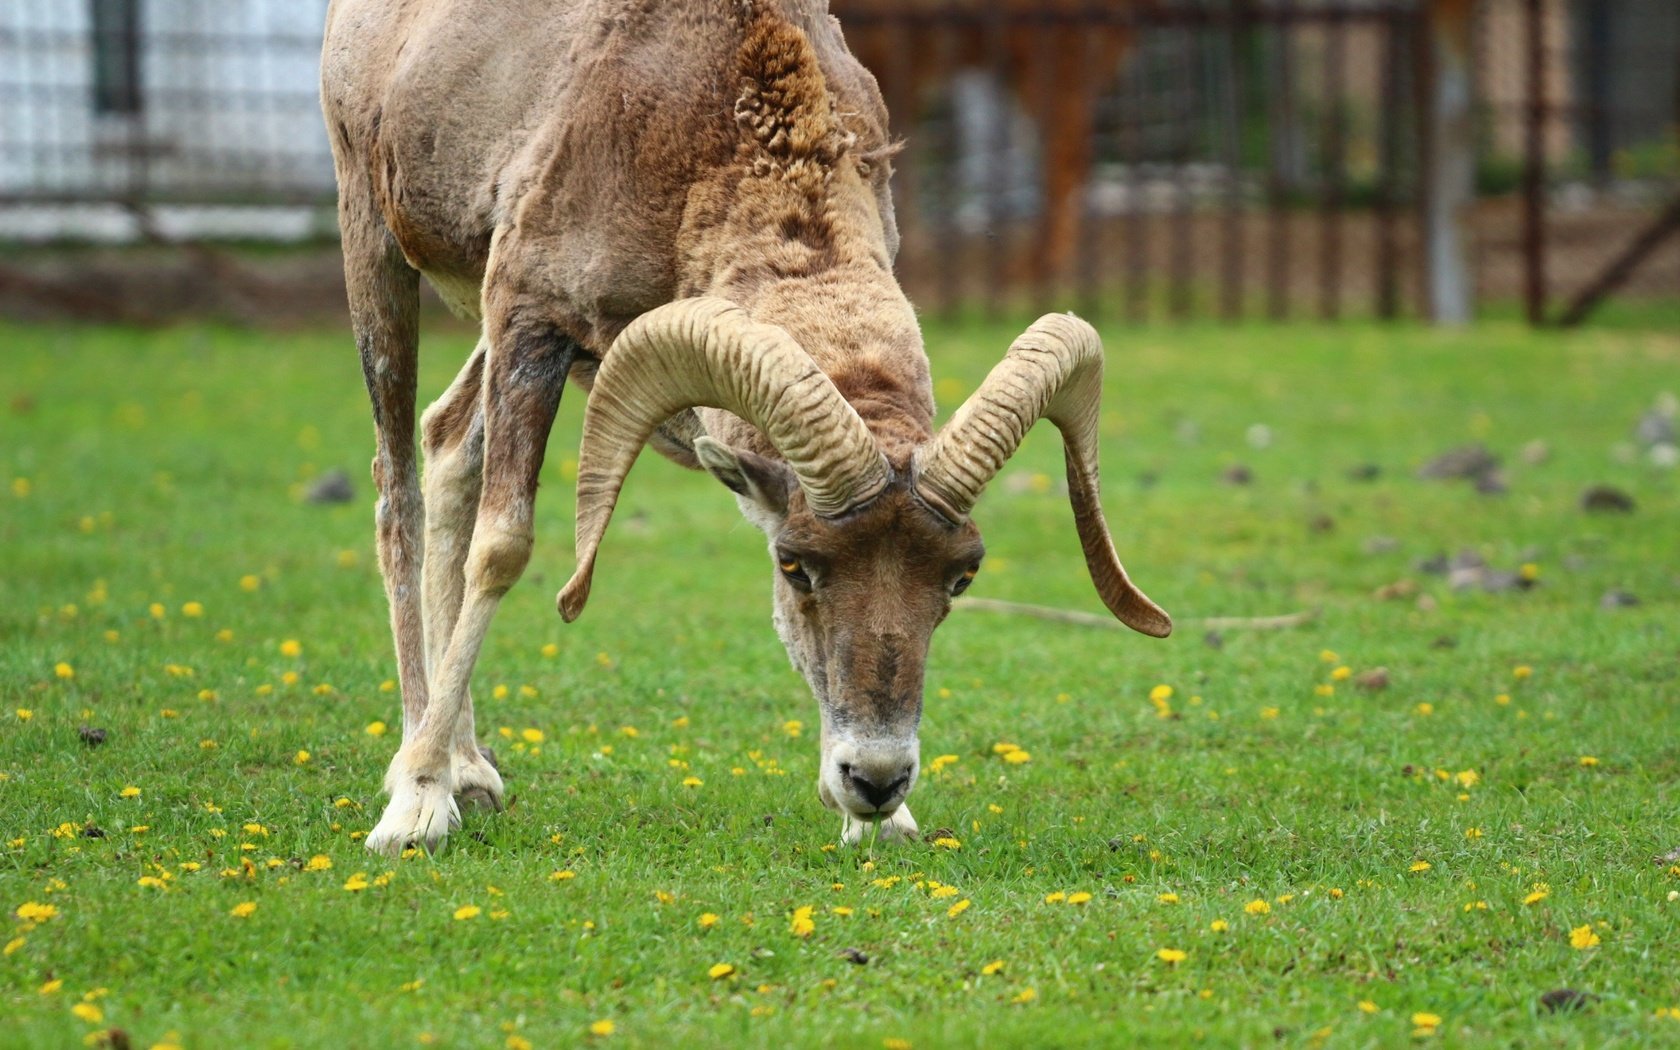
[681,776,702,787]
[364,720,388,737]
[1330,666,1352,681]
[1329,888,1344,899]
[1410,861,1432,873]
[1158,892,1180,904]
[933,836,961,850]
[280,671,299,686]
[883,1040,912,1050]
[1411,1012,1441,1028]
[1244,899,1271,915]
[16,902,57,922]
[708,962,735,980]
[981,960,1005,976]
[453,904,481,921]
[831,906,853,916]
[71,1003,103,1024]
[343,873,370,892]
[1314,684,1335,698]
[1066,892,1093,906]
[1260,706,1280,719]
[1495,693,1511,706]
[240,574,261,592]
[1524,885,1550,906]
[1319,649,1338,663]
[1149,684,1174,702]
[54,662,75,679]
[15,709,32,722]
[279,639,301,658]
[1011,987,1037,1005]
[789,905,816,938]
[1002,749,1031,765]
[551,870,577,882]
[1156,948,1187,964]
[1456,770,1481,788]
[991,741,1020,754]
[1513,665,1532,680]
[1358,1000,1379,1014]
[927,754,959,774]
[1578,755,1599,767]
[1414,702,1434,717]
[1043,892,1066,904]
[11,477,30,497]
[182,601,204,617]
[1569,924,1600,949]
[120,786,141,799]
[1466,827,1484,839]
[506,1037,532,1050]
[4,937,25,955]
[947,899,971,918]
[521,728,544,743]
[39,978,64,994]
[149,602,166,619]
[230,901,257,918]
[379,680,396,692]
[295,750,311,765]
[589,1019,615,1036]
[492,684,509,700]
[305,855,332,872]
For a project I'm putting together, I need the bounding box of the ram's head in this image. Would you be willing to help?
[559,298,1170,842]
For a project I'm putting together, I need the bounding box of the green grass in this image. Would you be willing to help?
[3,314,1678,1049]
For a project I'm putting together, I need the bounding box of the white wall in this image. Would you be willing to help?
[0,0,334,202]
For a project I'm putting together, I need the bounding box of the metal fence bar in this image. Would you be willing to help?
[1168,24,1194,322]
[1521,0,1547,325]
[1220,8,1246,323]
[1375,9,1405,319]
[1265,19,1295,322]
[1122,48,1147,325]
[1320,9,1347,321]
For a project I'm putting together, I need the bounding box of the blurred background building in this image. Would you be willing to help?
[0,0,1675,325]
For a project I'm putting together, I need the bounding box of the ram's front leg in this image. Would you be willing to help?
[367,309,576,856]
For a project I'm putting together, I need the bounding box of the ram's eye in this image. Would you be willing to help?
[778,558,812,590]
[951,565,978,597]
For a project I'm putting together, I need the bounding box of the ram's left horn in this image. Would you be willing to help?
[912,313,1170,637]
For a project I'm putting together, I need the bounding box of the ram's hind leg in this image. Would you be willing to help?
[369,302,576,856]
[418,340,504,813]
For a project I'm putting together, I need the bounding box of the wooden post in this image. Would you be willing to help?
[1419,0,1475,325]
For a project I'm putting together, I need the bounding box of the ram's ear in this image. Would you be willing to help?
[694,436,795,516]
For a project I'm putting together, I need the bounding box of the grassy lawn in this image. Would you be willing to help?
[3,313,1677,1049]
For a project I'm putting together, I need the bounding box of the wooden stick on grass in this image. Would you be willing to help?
[957,597,1316,631]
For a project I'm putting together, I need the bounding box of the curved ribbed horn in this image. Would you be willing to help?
[558,297,889,621]
[913,313,1171,638]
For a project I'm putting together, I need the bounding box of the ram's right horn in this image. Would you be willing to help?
[559,297,890,621]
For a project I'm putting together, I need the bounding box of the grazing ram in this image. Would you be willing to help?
[320,0,1170,857]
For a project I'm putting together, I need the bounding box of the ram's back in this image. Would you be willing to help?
[321,0,892,325]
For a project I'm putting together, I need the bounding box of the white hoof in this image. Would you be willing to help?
[367,766,459,857]
[839,803,919,847]
[882,804,918,842]
[453,745,505,814]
